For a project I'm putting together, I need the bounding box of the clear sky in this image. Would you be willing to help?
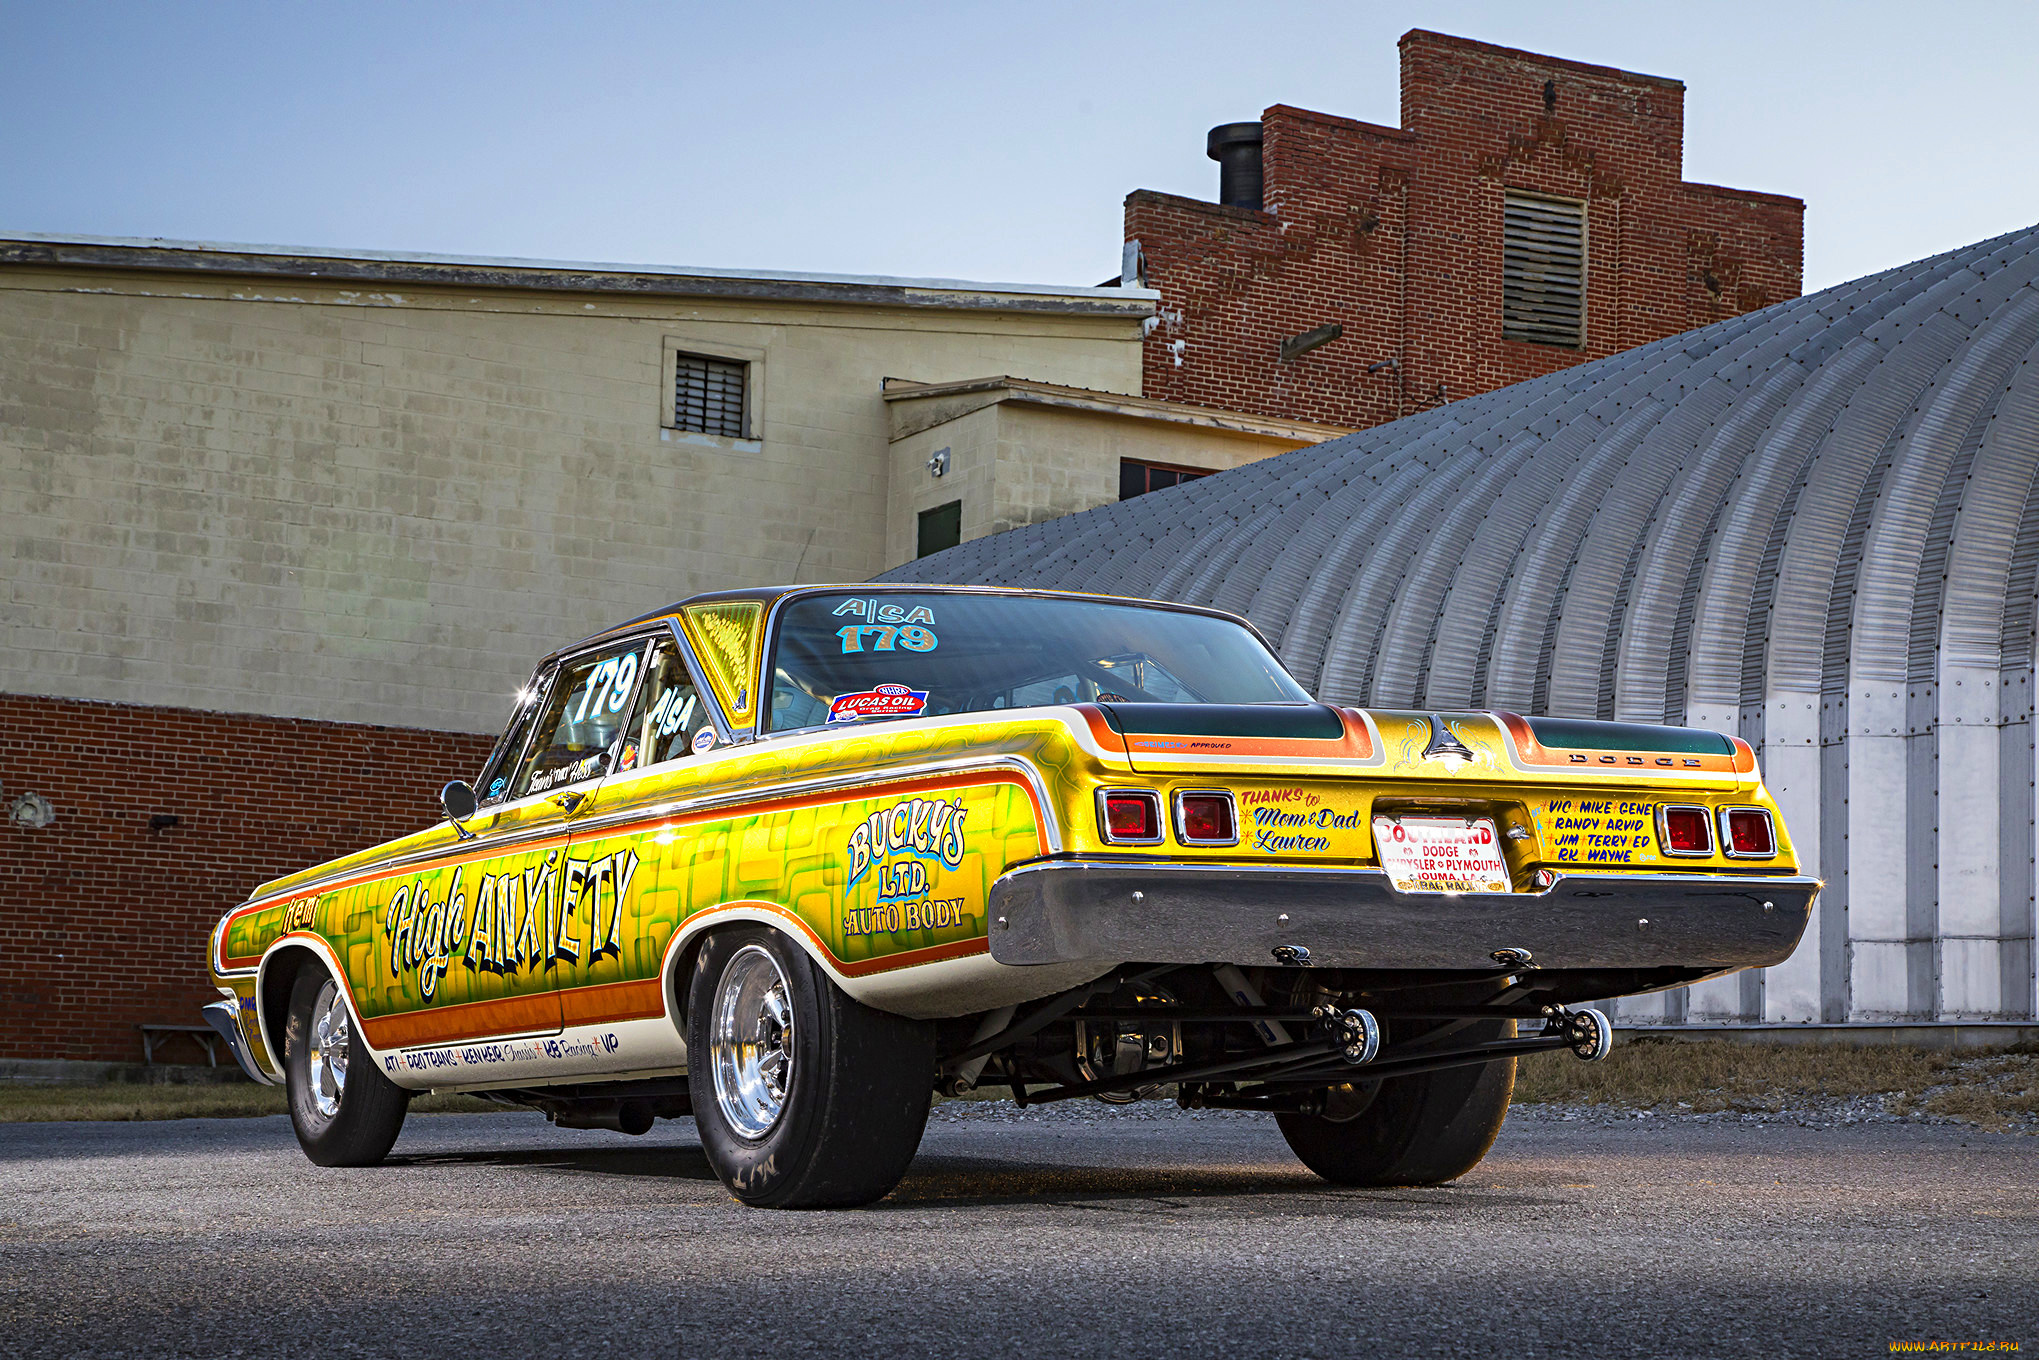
[5,1,2035,294]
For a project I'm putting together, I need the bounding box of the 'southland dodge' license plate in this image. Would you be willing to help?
[1372,815,1512,893]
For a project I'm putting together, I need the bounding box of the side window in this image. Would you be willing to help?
[617,636,712,773]
[512,641,649,798]
[476,669,553,805]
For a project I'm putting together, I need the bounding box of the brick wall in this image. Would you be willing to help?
[0,694,493,1063]
[1130,29,1804,428]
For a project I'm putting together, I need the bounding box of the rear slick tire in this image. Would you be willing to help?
[687,926,934,1209]
[1277,1020,1516,1186]
[283,963,410,1167]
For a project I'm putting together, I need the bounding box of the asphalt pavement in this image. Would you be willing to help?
[0,1102,2030,1359]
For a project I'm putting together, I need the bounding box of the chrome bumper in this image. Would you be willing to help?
[202,1000,277,1086]
[986,861,1818,972]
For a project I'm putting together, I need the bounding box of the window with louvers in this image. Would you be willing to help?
[1503,193,1586,348]
[673,353,748,438]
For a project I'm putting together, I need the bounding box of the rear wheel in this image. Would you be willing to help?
[283,963,410,1166]
[686,926,934,1208]
[1277,1020,1515,1186]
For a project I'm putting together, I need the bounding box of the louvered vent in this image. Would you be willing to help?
[1503,193,1586,348]
[674,353,748,438]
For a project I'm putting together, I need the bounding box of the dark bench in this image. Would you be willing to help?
[139,1023,223,1067]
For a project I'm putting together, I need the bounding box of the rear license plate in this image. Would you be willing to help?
[1372,815,1512,893]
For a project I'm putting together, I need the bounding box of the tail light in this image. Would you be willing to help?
[1173,790,1238,846]
[1098,789,1164,844]
[1657,804,1714,856]
[1721,807,1776,858]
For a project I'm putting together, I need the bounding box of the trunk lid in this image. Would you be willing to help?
[1097,702,1374,774]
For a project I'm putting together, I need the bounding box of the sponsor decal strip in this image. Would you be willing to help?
[359,977,669,1052]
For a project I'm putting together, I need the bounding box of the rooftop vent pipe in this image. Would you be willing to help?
[1207,122,1263,210]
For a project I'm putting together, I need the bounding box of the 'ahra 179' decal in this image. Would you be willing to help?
[846,797,967,899]
[382,849,641,999]
[833,597,936,625]
[832,597,938,654]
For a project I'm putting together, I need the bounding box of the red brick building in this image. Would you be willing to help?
[0,697,490,1067]
[1126,30,1804,429]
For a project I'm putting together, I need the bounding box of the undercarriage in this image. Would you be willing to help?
[483,958,1660,1130]
[930,957,1625,1114]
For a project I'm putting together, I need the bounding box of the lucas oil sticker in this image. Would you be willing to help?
[828,684,929,724]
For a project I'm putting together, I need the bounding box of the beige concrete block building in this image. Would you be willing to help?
[1,236,1172,731]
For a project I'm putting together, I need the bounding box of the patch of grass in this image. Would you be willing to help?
[1921,1053,2039,1132]
[1515,1038,1957,1112]
[0,1083,499,1123]
[0,1083,288,1123]
[1512,1037,2039,1128]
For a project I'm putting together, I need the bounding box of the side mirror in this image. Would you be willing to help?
[441,780,478,839]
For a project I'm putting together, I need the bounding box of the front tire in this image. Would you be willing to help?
[1277,1020,1516,1186]
[686,926,934,1208]
[284,963,410,1167]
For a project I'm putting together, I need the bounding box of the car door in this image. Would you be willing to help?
[388,636,653,1054]
[541,628,720,1076]
[341,663,573,1059]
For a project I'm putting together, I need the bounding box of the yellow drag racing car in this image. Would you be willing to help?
[205,585,1815,1207]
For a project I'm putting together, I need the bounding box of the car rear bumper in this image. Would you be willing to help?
[985,860,1818,972]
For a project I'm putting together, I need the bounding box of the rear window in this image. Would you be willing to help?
[767,592,1308,733]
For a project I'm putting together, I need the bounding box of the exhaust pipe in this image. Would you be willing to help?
[548,1098,655,1135]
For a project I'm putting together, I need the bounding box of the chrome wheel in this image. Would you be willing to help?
[709,945,793,1140]
[308,978,349,1119]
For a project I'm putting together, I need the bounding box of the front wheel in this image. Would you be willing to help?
[1277,1020,1516,1186]
[686,926,934,1208]
[283,963,410,1166]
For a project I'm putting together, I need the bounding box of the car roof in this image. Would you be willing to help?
[541,583,1261,668]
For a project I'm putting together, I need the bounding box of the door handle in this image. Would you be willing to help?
[553,791,588,814]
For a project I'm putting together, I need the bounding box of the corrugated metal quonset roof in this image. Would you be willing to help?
[883,222,2039,1028]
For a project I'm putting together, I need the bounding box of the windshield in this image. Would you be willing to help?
[767,591,1310,733]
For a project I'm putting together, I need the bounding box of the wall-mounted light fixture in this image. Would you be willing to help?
[927,446,950,478]
[9,792,55,829]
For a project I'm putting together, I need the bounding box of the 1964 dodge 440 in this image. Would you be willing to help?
[205,585,1816,1207]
